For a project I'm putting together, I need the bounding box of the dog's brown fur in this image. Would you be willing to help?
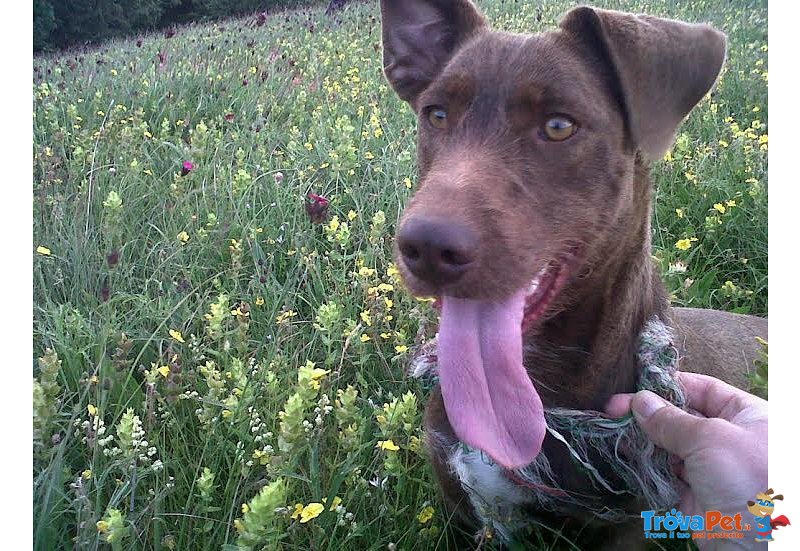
[380,0,768,546]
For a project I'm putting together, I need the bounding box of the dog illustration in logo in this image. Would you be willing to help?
[747,489,791,542]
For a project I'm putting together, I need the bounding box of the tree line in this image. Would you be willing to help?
[34,0,324,52]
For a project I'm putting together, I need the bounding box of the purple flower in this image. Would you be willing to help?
[305,193,330,224]
[181,161,194,176]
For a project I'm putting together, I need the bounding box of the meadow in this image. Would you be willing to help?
[32,0,767,549]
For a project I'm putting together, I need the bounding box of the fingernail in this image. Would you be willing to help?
[632,390,667,419]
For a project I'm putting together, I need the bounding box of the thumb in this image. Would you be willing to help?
[631,390,707,459]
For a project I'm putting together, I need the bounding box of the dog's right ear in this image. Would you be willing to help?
[380,0,487,107]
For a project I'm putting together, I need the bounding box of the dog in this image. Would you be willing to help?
[379,0,768,547]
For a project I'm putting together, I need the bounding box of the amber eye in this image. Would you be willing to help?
[543,116,577,141]
[427,107,448,130]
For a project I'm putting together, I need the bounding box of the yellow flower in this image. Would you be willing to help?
[169,329,185,343]
[347,210,357,221]
[360,310,372,326]
[377,439,400,451]
[377,283,394,293]
[323,496,343,511]
[222,409,233,419]
[403,177,412,189]
[360,334,371,343]
[718,139,729,148]
[241,503,250,514]
[726,200,737,208]
[299,503,325,523]
[395,345,408,354]
[291,503,304,520]
[417,506,435,524]
[386,264,400,278]
[380,332,392,340]
[157,366,171,378]
[234,519,245,533]
[713,203,726,214]
[177,231,190,244]
[255,296,264,306]
[96,520,110,533]
[36,246,52,256]
[276,310,298,325]
[675,238,698,251]
[384,298,393,309]
[87,404,98,416]
[675,208,685,219]
[82,469,92,480]
[358,266,376,277]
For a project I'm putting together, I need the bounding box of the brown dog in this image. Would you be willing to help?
[380,0,768,547]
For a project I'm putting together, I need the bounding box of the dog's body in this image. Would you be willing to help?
[379,0,767,547]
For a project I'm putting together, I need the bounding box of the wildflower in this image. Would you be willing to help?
[96,509,128,544]
[169,329,185,343]
[236,479,287,548]
[675,208,685,219]
[36,246,51,256]
[106,249,120,268]
[102,190,123,211]
[324,496,343,511]
[726,200,737,208]
[81,469,92,479]
[291,503,304,520]
[377,440,400,451]
[418,506,434,524]
[360,334,371,343]
[224,113,235,122]
[305,193,330,224]
[255,296,265,306]
[675,238,697,251]
[347,210,358,221]
[197,467,215,502]
[274,172,284,183]
[157,366,170,378]
[87,404,98,416]
[395,345,408,354]
[713,203,726,214]
[299,503,325,523]
[360,310,372,326]
[177,231,189,244]
[275,310,298,325]
[180,161,194,176]
[403,177,412,189]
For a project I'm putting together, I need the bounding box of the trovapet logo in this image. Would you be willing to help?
[641,509,750,542]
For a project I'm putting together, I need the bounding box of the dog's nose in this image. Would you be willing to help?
[397,216,477,286]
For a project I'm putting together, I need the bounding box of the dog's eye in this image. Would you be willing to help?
[543,116,577,141]
[427,107,448,130]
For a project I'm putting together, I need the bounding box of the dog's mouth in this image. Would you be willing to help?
[434,254,575,469]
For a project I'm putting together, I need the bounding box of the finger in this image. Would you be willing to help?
[631,390,709,459]
[604,393,634,418]
[678,372,766,421]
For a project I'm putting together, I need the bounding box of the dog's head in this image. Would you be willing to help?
[380,1,725,469]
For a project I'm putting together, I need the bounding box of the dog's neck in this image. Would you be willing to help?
[525,159,667,410]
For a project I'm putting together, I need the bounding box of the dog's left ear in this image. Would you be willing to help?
[560,7,726,159]
[380,0,487,107]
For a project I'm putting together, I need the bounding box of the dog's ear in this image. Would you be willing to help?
[380,0,487,106]
[560,6,726,160]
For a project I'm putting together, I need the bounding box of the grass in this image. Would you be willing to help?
[32,0,767,549]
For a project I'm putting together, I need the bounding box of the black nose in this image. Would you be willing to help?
[397,216,477,286]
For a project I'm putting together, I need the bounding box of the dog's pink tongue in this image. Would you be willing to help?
[438,290,546,469]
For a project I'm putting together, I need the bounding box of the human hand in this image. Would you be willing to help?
[606,372,767,523]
